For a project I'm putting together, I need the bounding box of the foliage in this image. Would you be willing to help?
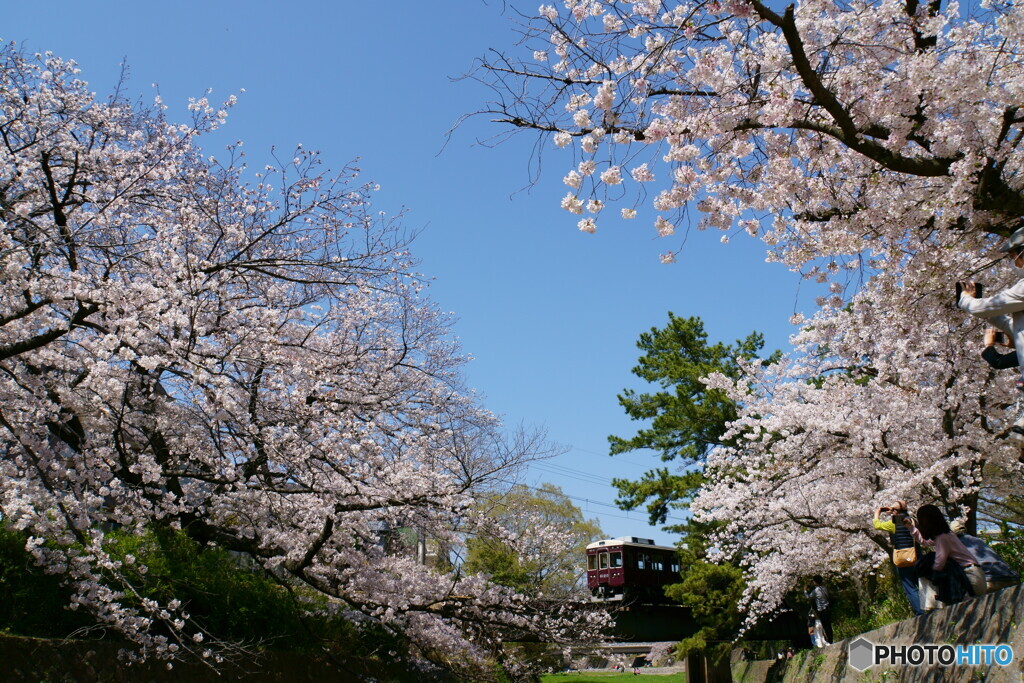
[829,573,913,643]
[0,524,441,680]
[463,483,602,598]
[609,314,776,528]
[665,559,746,666]
[101,527,398,654]
[666,561,746,624]
[691,286,1014,623]
[606,315,763,660]
[0,523,406,660]
[0,44,607,677]
[0,525,94,637]
[989,528,1024,579]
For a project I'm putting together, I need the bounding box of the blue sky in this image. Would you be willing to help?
[7,1,821,545]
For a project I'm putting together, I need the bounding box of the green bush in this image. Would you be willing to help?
[0,525,95,637]
[0,524,406,667]
[830,572,913,642]
[105,528,312,648]
[991,528,1024,578]
[104,527,408,658]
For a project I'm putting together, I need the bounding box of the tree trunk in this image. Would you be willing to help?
[686,652,705,682]
[687,651,733,683]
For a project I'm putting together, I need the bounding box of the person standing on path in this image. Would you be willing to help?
[806,576,833,644]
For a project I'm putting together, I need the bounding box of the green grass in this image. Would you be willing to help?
[541,673,686,682]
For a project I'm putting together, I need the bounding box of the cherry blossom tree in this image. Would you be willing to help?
[473,0,1024,264]
[0,45,607,677]
[692,247,1024,623]
[472,0,1024,626]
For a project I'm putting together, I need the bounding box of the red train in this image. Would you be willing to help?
[585,536,680,602]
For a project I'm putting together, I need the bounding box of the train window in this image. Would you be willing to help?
[637,553,646,570]
[650,556,664,571]
[599,552,610,569]
[671,559,680,573]
[587,554,597,571]
[610,552,622,568]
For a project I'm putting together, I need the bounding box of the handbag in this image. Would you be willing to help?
[893,545,917,568]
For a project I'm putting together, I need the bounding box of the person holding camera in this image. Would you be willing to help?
[958,226,1024,440]
[982,327,1019,369]
[873,501,924,616]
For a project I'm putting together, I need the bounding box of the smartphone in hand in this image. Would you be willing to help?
[956,282,982,304]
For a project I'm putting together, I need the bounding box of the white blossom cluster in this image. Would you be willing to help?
[482,0,1024,263]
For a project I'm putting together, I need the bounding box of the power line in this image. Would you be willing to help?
[534,450,668,484]
[530,463,618,487]
[525,446,691,526]
[564,444,670,470]
[521,483,689,526]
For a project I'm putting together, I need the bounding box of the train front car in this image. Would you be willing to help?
[585,537,680,603]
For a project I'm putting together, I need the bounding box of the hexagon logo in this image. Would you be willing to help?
[848,637,876,671]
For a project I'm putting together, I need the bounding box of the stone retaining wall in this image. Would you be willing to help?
[732,583,1024,682]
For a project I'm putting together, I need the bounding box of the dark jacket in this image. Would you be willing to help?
[982,346,1019,370]
[892,516,915,550]
[915,551,974,603]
